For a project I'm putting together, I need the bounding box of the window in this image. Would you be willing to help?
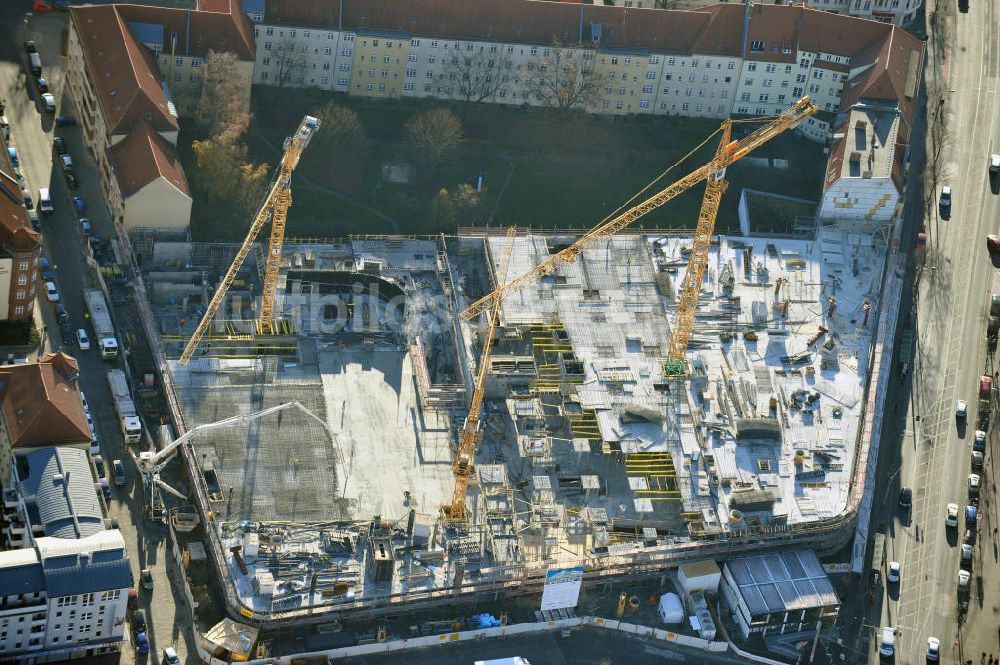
[14,306,23,316]
[320,76,328,84]
[781,80,789,88]
[750,40,765,52]
[530,47,538,55]
[428,55,436,64]
[747,63,757,72]
[17,275,26,285]
[366,83,373,91]
[403,82,414,91]
[289,29,296,38]
[682,103,690,111]
[785,65,793,73]
[799,58,810,68]
[724,76,731,83]
[721,90,729,98]
[260,71,268,81]
[615,101,624,109]
[649,55,660,65]
[642,85,653,93]
[264,42,271,50]
[424,83,431,92]
[368,69,375,77]
[758,93,769,102]
[378,83,386,91]
[755,107,765,114]
[727,61,735,70]
[340,48,352,56]
[192,58,201,67]
[81,594,94,607]
[426,71,435,78]
[668,57,676,65]
[645,71,656,80]
[808,84,820,93]
[175,58,183,66]
[744,78,754,86]
[338,78,348,85]
[408,54,417,62]
[740,92,751,101]
[324,48,332,56]
[369,54,376,62]
[405,68,415,77]
[763,79,773,87]
[265,28,273,36]
[15,291,24,301]
[411,38,420,46]
[383,55,391,63]
[813,70,824,79]
[603,100,610,109]
[793,86,803,96]
[18,261,28,271]
[777,94,786,102]
[338,63,350,71]
[796,74,806,83]
[380,70,388,78]
[345,34,354,42]
[765,64,776,73]
[618,86,626,94]
[262,57,270,66]
[688,74,695,82]
[702,75,709,83]
[611,57,618,65]
[190,73,200,81]
[639,99,650,108]
[174,72,181,81]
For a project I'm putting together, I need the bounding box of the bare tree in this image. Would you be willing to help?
[404,108,464,178]
[439,47,509,104]
[196,50,248,133]
[526,43,601,112]
[271,39,307,88]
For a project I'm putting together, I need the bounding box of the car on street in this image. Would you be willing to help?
[946,503,960,528]
[1,116,9,140]
[968,473,980,497]
[41,93,55,113]
[53,136,66,155]
[35,77,48,93]
[940,185,951,210]
[55,114,76,126]
[99,477,111,500]
[65,172,78,189]
[973,429,986,452]
[927,636,940,662]
[972,450,984,470]
[76,329,90,350]
[113,459,126,486]
[73,196,86,213]
[135,632,149,655]
[93,456,105,479]
[21,190,32,210]
[141,568,154,590]
[38,187,52,213]
[956,400,968,419]
[80,391,89,412]
[961,543,972,568]
[56,303,68,324]
[7,147,18,168]
[879,627,895,658]
[60,319,73,343]
[80,218,91,235]
[38,256,56,282]
[33,1,53,13]
[132,608,147,634]
[991,154,1000,175]
[163,647,181,665]
[887,561,900,583]
[45,281,59,302]
[127,588,138,610]
[966,504,977,527]
[60,154,74,171]
[898,486,912,509]
[23,40,36,54]
[27,209,39,230]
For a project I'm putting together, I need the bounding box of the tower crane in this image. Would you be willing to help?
[449,227,518,521]
[179,115,320,365]
[137,401,341,521]
[460,100,818,374]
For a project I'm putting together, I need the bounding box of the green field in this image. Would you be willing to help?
[184,86,825,240]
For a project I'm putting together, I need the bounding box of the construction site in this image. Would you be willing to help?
[130,103,888,625]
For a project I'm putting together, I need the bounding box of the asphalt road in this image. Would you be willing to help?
[864,0,1000,662]
[2,5,197,664]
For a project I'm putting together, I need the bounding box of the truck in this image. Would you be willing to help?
[84,289,119,360]
[107,369,142,444]
[978,374,992,431]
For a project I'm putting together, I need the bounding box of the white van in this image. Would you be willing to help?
[38,188,53,213]
[879,627,895,657]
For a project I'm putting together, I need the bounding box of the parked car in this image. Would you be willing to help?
[72,195,86,213]
[41,93,55,113]
[927,636,940,662]
[23,40,37,54]
[1,115,9,140]
[21,190,33,210]
[132,609,147,634]
[163,647,181,665]
[80,218,91,235]
[39,258,54,280]
[44,281,59,302]
[55,114,76,126]
[966,504,978,527]
[972,450,984,470]
[32,1,53,13]
[127,588,139,610]
[956,399,968,419]
[113,459,126,486]
[946,503,959,528]
[974,429,986,452]
[55,302,69,324]
[60,154,74,172]
[60,319,73,343]
[65,172,78,189]
[940,185,952,210]
[53,136,66,155]
[99,477,111,500]
[961,543,973,568]
[991,154,1000,175]
[135,632,149,655]
[35,77,48,93]
[141,568,154,590]
[76,328,90,350]
[898,486,912,509]
[969,473,981,497]
[887,561,900,583]
[7,147,18,168]
[93,456,105,480]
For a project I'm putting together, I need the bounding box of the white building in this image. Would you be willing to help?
[0,530,131,662]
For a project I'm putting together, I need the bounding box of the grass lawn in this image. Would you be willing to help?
[183,86,826,239]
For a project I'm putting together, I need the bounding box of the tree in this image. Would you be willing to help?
[196,50,248,134]
[526,43,601,112]
[312,102,367,155]
[271,39,307,88]
[404,108,463,178]
[190,117,271,226]
[430,188,457,231]
[439,47,509,104]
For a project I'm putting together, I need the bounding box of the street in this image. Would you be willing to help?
[860,0,1000,662]
[1,5,195,664]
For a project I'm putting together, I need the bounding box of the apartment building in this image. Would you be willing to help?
[65,0,253,232]
[0,530,131,662]
[0,158,41,324]
[251,1,923,130]
[592,0,920,27]
[0,353,90,489]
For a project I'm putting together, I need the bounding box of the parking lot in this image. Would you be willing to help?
[2,4,196,664]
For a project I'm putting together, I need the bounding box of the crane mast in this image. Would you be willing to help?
[179,115,320,365]
[449,227,517,521]
[460,97,817,322]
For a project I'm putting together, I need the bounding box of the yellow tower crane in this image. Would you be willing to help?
[449,226,518,521]
[179,115,320,365]
[461,97,817,374]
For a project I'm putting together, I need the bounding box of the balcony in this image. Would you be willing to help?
[3,487,19,508]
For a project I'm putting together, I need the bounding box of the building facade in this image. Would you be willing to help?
[0,160,41,323]
[250,1,923,138]
[0,530,131,662]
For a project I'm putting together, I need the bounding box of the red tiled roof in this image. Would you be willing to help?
[110,119,190,198]
[118,1,254,61]
[0,169,41,254]
[0,353,90,448]
[70,5,179,137]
